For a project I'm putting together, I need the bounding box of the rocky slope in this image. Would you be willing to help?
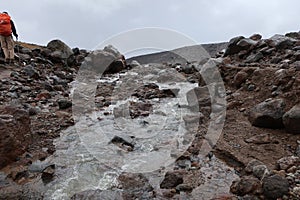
[0,32,299,200]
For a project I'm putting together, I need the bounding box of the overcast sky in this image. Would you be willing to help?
[0,0,299,51]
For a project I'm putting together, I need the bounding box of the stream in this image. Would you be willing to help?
[44,62,238,199]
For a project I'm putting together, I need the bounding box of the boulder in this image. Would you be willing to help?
[118,172,154,199]
[283,104,300,134]
[248,99,286,129]
[262,175,289,200]
[85,45,126,74]
[268,34,296,50]
[223,36,245,56]
[230,176,262,196]
[46,39,73,62]
[233,71,248,87]
[160,171,184,189]
[249,34,262,41]
[0,106,32,169]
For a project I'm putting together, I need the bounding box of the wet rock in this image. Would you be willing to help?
[57,99,72,109]
[262,174,289,200]
[113,102,130,118]
[71,190,123,200]
[186,86,211,109]
[132,83,177,99]
[41,164,55,184]
[181,64,196,74]
[110,136,134,151]
[248,98,286,129]
[118,172,154,199]
[129,101,152,118]
[276,156,300,171]
[230,176,262,196]
[160,171,184,189]
[0,106,32,169]
[283,104,300,134]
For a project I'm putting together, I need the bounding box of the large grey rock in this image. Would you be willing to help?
[269,34,296,50]
[47,39,73,60]
[84,45,126,74]
[248,99,286,129]
[283,104,300,134]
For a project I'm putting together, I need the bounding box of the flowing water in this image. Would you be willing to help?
[44,63,238,199]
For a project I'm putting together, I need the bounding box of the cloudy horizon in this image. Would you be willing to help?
[0,0,299,51]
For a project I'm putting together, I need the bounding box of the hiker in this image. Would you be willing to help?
[0,11,18,63]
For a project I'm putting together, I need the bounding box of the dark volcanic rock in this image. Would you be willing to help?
[0,106,32,169]
[268,34,296,50]
[224,36,248,56]
[47,39,73,60]
[230,176,262,196]
[118,172,154,199]
[248,99,286,129]
[262,175,289,200]
[283,104,300,134]
[57,99,72,109]
[160,171,184,189]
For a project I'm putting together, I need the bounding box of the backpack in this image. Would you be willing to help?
[0,13,12,36]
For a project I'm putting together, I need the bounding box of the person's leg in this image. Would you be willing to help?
[6,36,14,61]
[0,35,9,61]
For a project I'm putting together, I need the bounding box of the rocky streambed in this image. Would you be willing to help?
[1,31,300,200]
